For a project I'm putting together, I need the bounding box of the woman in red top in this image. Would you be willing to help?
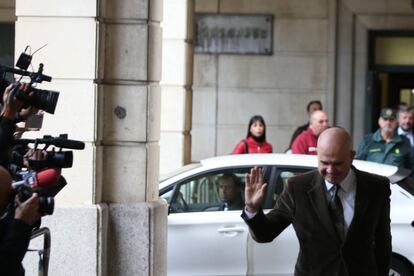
[232,115,273,154]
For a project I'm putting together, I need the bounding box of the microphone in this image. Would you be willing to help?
[12,168,61,189]
[2,65,52,82]
[2,66,29,76]
[34,168,61,188]
[49,137,85,150]
[15,136,85,150]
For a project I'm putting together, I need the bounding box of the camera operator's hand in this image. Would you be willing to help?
[24,148,47,160]
[18,106,39,122]
[23,148,47,168]
[14,110,44,137]
[14,193,40,226]
[1,83,30,120]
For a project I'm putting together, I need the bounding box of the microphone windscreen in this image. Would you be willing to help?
[34,168,61,188]
[53,138,85,150]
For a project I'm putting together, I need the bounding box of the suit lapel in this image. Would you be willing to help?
[307,172,340,243]
[346,168,370,239]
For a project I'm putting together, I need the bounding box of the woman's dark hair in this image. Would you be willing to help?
[246,115,266,140]
[306,100,323,112]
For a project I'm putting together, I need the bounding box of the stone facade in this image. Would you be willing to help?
[0,0,14,22]
[13,0,167,275]
[191,0,329,160]
[334,0,414,143]
[159,0,194,175]
[190,0,414,163]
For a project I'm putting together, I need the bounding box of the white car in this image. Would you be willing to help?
[160,154,414,276]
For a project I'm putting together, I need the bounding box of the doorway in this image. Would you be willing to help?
[366,31,414,132]
[0,23,15,67]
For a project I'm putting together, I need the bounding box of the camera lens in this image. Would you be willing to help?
[31,88,59,114]
[47,151,73,168]
[38,196,54,215]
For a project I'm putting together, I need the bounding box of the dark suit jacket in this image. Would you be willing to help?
[242,168,391,276]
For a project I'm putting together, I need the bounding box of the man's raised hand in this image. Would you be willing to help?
[245,167,267,213]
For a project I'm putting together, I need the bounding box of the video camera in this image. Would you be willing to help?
[12,134,85,171]
[0,48,84,217]
[0,46,83,275]
[0,51,59,114]
[9,134,85,215]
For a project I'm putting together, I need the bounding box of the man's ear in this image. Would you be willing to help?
[351,150,356,160]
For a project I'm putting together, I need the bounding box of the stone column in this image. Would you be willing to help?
[15,0,166,275]
[0,0,14,22]
[15,1,106,275]
[334,1,354,132]
[99,0,167,275]
[159,0,194,175]
[0,0,15,66]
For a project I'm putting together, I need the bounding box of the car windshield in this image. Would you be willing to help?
[388,167,414,195]
[160,163,202,183]
[395,177,414,196]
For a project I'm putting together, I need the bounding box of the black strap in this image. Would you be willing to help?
[242,139,249,154]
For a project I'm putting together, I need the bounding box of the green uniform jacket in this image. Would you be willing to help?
[356,129,414,171]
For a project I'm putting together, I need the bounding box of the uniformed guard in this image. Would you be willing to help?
[356,108,414,173]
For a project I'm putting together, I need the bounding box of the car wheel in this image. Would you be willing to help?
[389,257,414,276]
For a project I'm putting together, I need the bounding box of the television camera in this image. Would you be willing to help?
[11,134,85,216]
[0,47,84,276]
[0,51,59,114]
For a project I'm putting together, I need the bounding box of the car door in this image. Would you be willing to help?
[247,167,311,276]
[161,166,272,276]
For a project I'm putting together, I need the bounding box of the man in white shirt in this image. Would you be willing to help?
[397,105,414,150]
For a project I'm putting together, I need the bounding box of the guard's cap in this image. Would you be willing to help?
[380,108,397,120]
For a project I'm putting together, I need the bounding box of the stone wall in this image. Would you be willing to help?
[159,0,194,175]
[14,0,167,275]
[0,0,14,22]
[191,0,329,160]
[15,0,98,204]
[191,0,414,160]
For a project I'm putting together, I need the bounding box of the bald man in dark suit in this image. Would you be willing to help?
[242,128,391,276]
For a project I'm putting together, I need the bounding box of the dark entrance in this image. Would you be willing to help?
[0,23,15,67]
[367,30,414,133]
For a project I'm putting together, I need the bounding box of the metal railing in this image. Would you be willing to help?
[28,227,51,276]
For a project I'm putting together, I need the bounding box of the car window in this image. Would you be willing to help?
[269,168,311,207]
[160,163,202,183]
[168,167,270,213]
[160,188,173,203]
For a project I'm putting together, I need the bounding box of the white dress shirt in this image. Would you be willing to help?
[398,126,414,148]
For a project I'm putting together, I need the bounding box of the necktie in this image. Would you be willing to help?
[329,185,345,240]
